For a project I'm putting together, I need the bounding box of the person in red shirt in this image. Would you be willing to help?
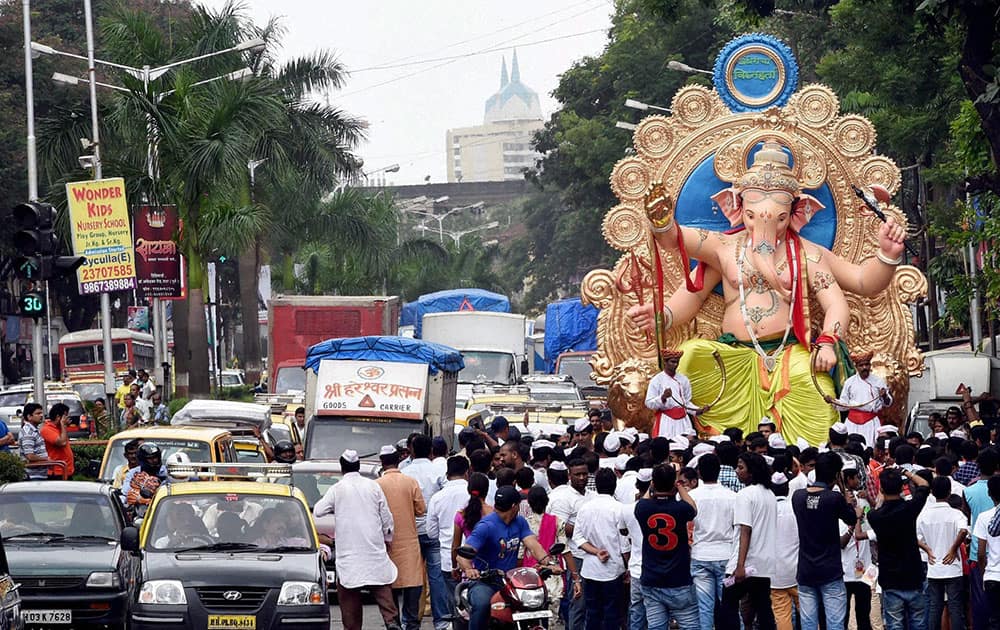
[40,403,74,479]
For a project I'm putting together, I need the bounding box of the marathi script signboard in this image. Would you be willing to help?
[314,360,428,420]
[66,178,137,294]
[134,205,183,299]
[713,34,798,113]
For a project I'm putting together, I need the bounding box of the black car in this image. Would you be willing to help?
[121,481,329,629]
[0,481,136,628]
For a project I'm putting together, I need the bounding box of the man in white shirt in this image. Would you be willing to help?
[425,456,470,617]
[833,351,892,447]
[314,449,400,630]
[573,468,629,629]
[973,476,1000,627]
[770,473,800,630]
[616,459,641,504]
[689,454,736,630]
[400,434,448,630]
[644,348,706,438]
[840,463,876,630]
[720,452,778,630]
[621,469,652,630]
[547,458,593,629]
[917,476,969,630]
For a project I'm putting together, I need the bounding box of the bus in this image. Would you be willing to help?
[58,328,155,394]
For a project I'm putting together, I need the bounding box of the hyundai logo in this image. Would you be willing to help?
[223,591,242,601]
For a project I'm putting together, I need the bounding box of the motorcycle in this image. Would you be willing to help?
[453,543,565,630]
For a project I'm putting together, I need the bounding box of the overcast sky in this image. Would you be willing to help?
[198,0,614,185]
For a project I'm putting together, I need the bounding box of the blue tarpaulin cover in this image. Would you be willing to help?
[544,298,598,373]
[305,335,465,375]
[408,288,510,338]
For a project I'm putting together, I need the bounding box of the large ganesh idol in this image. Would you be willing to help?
[585,35,927,445]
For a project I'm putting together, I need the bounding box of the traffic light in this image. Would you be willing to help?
[10,202,86,280]
[18,291,45,319]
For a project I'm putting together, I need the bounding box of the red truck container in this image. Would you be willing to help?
[267,295,401,393]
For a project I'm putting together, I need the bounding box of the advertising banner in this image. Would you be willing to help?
[314,360,428,420]
[127,306,150,332]
[66,178,136,294]
[134,205,183,300]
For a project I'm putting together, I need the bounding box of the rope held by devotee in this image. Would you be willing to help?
[669,350,728,413]
[808,346,882,409]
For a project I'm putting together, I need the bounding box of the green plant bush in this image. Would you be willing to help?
[168,397,189,417]
[0,453,26,483]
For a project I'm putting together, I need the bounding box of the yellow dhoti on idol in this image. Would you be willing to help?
[679,338,838,446]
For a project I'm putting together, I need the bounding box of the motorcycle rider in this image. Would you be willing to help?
[272,440,297,464]
[125,442,168,518]
[456,485,563,629]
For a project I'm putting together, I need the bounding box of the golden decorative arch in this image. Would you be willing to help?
[582,83,926,427]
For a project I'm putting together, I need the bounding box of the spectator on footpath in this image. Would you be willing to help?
[688,453,736,629]
[973,476,1000,627]
[867,466,930,630]
[720,452,777,630]
[792,451,857,630]
[634,464,699,629]
[573,468,628,630]
[771,472,800,630]
[18,403,49,480]
[917,476,969,630]
[40,403,74,479]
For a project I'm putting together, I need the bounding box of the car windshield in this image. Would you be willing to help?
[0,392,27,408]
[274,367,306,394]
[459,352,514,385]
[147,494,314,552]
[235,447,264,463]
[101,438,212,481]
[276,470,348,508]
[557,358,596,388]
[527,386,583,403]
[305,419,405,461]
[0,493,118,541]
[221,374,243,387]
[71,383,106,405]
[45,396,86,418]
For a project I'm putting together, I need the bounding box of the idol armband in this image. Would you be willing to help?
[814,329,839,349]
[645,181,675,232]
[662,305,674,331]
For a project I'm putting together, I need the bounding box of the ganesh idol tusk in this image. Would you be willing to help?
[850,184,918,257]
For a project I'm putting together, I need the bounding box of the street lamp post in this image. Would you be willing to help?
[667,60,713,76]
[403,200,482,244]
[624,98,672,114]
[40,33,261,400]
[412,219,499,247]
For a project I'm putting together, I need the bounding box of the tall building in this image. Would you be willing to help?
[446,51,545,183]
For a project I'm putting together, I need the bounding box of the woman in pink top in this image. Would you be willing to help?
[451,473,494,578]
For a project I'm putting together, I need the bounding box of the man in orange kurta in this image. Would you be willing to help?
[377,444,427,630]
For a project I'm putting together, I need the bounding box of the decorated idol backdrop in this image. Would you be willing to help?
[583,34,927,444]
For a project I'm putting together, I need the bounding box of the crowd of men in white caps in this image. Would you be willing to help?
[314,389,1000,630]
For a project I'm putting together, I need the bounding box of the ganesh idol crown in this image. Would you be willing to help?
[584,34,927,446]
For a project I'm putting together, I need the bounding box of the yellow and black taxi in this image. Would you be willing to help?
[120,478,328,629]
[0,481,131,628]
[99,426,239,485]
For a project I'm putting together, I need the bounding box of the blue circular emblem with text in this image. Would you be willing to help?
[713,34,798,112]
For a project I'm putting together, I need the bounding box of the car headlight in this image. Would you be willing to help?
[86,572,121,588]
[515,587,545,608]
[138,580,186,605]
[277,581,324,605]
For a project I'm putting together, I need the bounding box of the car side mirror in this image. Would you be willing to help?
[520,360,529,376]
[456,545,477,560]
[121,526,140,553]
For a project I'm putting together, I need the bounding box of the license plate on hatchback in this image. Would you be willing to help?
[207,615,256,629]
[23,609,72,624]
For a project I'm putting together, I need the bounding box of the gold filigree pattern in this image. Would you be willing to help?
[634,116,675,159]
[834,115,877,158]
[789,84,839,127]
[602,205,647,250]
[594,79,927,428]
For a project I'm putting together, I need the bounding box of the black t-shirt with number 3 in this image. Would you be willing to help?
[634,494,697,588]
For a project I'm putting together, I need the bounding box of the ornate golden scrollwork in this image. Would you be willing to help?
[584,81,927,428]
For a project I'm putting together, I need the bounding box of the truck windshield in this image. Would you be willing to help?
[274,367,306,394]
[557,357,596,388]
[459,352,514,385]
[306,418,415,460]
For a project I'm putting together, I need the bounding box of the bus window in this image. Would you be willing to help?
[64,345,97,367]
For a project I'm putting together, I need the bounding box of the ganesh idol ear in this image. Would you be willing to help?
[790,193,826,232]
[711,187,743,227]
